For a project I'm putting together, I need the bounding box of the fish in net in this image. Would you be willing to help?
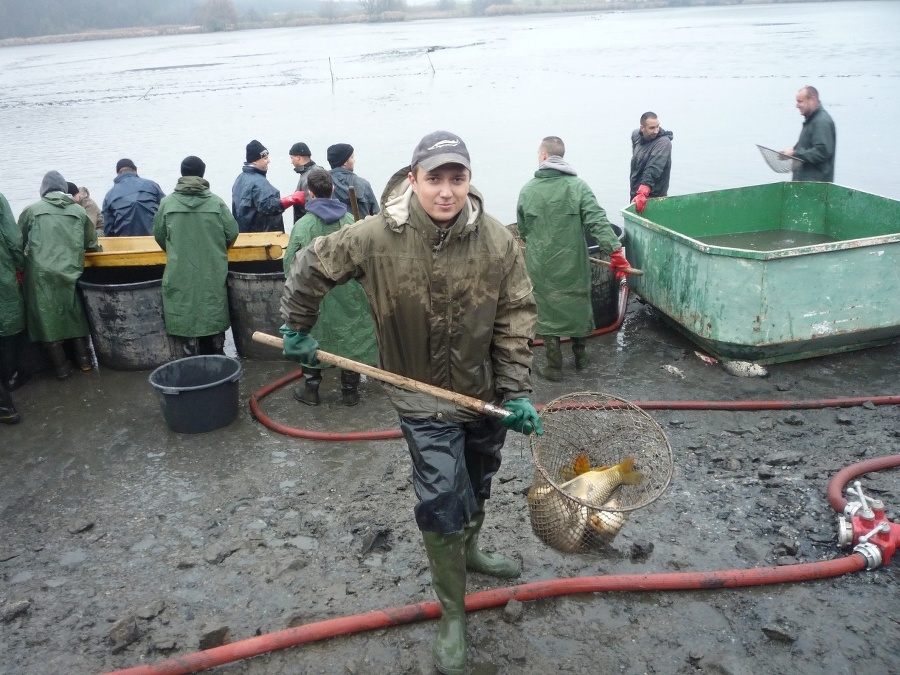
[757,145,804,174]
[527,392,673,553]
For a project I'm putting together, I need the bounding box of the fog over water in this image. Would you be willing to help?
[1,1,898,224]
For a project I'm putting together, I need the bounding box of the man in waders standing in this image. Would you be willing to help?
[281,131,542,675]
[517,136,631,380]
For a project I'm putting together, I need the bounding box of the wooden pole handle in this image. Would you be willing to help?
[347,185,361,222]
[590,256,643,276]
[251,331,510,419]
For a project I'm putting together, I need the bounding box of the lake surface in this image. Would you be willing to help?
[1,1,898,225]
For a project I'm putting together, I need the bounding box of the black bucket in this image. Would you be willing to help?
[148,355,243,434]
[226,260,285,360]
[586,223,625,330]
[78,265,177,370]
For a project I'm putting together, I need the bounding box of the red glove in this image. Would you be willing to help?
[631,184,652,213]
[280,191,306,209]
[16,270,23,284]
[609,248,632,280]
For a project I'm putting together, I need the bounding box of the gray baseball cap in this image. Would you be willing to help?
[410,131,471,172]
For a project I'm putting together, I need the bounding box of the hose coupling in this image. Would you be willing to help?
[853,542,883,570]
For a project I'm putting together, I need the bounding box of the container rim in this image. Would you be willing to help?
[148,355,243,396]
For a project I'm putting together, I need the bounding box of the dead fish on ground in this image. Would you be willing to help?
[661,364,685,379]
[722,360,769,378]
[528,458,643,553]
[694,350,719,365]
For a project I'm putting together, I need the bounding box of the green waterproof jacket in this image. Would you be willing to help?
[283,201,378,367]
[0,193,26,337]
[281,167,537,422]
[516,166,621,337]
[19,192,101,342]
[153,177,239,337]
[792,105,836,182]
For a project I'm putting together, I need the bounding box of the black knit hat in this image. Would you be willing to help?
[180,155,207,177]
[289,142,311,157]
[66,182,79,197]
[246,140,269,163]
[327,143,354,169]
[116,158,137,173]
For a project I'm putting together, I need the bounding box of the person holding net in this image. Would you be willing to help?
[780,85,836,182]
[280,131,542,675]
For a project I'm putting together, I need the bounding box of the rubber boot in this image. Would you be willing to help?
[45,341,73,380]
[72,337,93,372]
[0,334,27,391]
[0,379,20,425]
[422,530,467,675]
[464,507,522,579]
[539,336,563,381]
[293,370,321,406]
[340,370,360,407]
[572,337,589,371]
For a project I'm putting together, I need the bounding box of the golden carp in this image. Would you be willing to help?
[528,458,643,553]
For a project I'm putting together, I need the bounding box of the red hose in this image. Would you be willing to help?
[827,454,900,513]
[106,554,866,675]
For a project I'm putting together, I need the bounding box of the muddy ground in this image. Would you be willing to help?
[1,297,899,675]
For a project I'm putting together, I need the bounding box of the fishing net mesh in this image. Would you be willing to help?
[757,145,801,174]
[527,392,673,553]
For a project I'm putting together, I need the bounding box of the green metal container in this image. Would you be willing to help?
[621,182,900,364]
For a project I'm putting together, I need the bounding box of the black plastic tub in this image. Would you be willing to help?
[226,259,285,360]
[148,355,243,434]
[586,223,626,329]
[78,265,177,370]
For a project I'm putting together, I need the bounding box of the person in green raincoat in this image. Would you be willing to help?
[0,191,25,422]
[19,171,102,380]
[153,156,239,357]
[516,136,632,381]
[283,169,377,406]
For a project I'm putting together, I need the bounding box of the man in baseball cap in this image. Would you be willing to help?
[280,131,540,675]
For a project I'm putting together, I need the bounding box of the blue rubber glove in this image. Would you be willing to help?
[500,398,544,436]
[279,324,321,368]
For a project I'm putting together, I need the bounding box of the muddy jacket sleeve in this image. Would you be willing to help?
[490,240,537,401]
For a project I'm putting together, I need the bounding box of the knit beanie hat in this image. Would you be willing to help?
[116,158,137,173]
[40,171,67,197]
[327,143,354,169]
[180,155,207,177]
[289,142,311,157]
[246,140,269,163]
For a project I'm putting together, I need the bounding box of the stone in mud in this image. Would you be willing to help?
[136,600,165,620]
[67,520,94,534]
[629,540,654,562]
[764,451,803,466]
[1,599,31,623]
[762,623,799,643]
[108,615,140,654]
[734,539,767,563]
[782,414,804,426]
[198,624,231,650]
[503,598,524,624]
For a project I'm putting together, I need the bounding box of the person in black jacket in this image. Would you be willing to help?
[630,112,673,213]
[781,86,836,182]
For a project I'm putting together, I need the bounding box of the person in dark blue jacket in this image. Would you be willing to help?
[101,158,165,236]
[232,140,305,233]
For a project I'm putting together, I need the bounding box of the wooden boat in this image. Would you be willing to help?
[621,182,900,364]
[85,232,288,267]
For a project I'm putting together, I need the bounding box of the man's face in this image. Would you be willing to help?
[795,89,818,117]
[253,153,270,171]
[409,163,470,228]
[344,153,356,171]
[640,117,660,140]
[290,155,302,168]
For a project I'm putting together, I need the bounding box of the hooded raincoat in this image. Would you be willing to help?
[102,171,165,236]
[231,164,285,233]
[516,159,621,337]
[630,128,674,199]
[0,193,25,337]
[330,167,380,219]
[283,198,377,366]
[282,167,536,423]
[153,176,239,338]
[19,174,101,343]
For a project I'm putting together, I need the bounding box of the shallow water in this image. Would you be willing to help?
[697,228,839,250]
[1,1,899,224]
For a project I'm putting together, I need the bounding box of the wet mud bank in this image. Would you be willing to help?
[1,297,899,674]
